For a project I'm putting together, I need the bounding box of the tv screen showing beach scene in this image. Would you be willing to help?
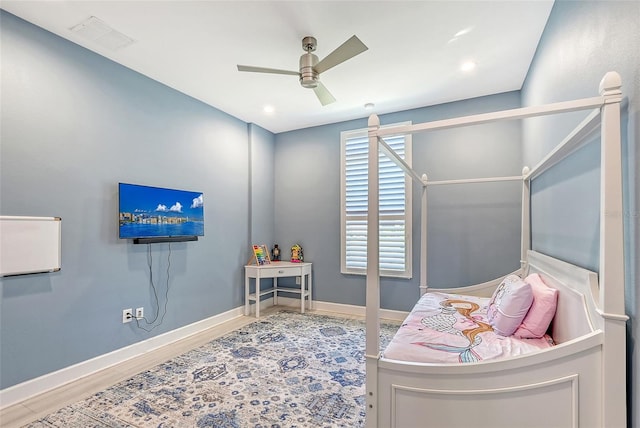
[119,183,204,239]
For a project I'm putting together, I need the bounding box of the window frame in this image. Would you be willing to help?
[340,122,412,279]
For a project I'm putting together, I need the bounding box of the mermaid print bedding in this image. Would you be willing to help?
[382,292,554,364]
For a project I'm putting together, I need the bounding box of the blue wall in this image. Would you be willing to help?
[249,123,275,245]
[521,0,639,425]
[0,11,254,389]
[274,91,523,312]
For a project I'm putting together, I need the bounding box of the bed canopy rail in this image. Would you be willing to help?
[425,175,523,186]
[378,137,424,184]
[370,92,610,140]
[524,108,601,181]
[364,71,625,428]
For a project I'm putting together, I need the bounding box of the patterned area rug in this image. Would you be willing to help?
[27,311,399,427]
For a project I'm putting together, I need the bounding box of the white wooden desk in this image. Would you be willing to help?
[244,262,312,318]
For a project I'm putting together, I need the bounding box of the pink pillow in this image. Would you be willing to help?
[487,275,533,336]
[514,273,558,338]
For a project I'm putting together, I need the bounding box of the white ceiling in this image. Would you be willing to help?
[1,1,554,134]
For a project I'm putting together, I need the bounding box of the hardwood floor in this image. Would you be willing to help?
[1,306,322,427]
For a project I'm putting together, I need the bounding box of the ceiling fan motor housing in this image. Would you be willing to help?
[299,52,319,88]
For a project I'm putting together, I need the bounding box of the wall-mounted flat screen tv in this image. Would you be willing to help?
[119,183,204,243]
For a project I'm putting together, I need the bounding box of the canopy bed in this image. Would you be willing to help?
[364,72,626,427]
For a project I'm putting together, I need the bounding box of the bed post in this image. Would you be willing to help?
[420,174,428,296]
[521,166,531,273]
[365,113,381,428]
[598,71,627,428]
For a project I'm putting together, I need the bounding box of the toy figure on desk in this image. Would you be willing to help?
[272,244,281,261]
[290,244,303,263]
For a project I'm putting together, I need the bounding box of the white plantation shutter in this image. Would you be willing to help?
[341,125,412,278]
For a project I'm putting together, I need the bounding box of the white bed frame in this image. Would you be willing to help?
[364,72,627,427]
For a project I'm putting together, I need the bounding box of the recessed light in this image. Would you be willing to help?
[263,105,275,113]
[364,102,375,110]
[460,61,476,72]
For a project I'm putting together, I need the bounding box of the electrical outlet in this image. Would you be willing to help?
[122,308,133,323]
[296,276,301,285]
[136,307,144,319]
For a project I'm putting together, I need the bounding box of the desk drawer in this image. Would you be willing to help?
[273,268,300,277]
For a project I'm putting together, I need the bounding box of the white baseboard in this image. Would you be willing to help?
[276,296,408,322]
[1,298,407,409]
[0,306,244,409]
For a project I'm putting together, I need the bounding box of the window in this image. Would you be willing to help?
[340,124,412,278]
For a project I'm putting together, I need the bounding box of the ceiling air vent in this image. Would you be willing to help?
[69,16,135,51]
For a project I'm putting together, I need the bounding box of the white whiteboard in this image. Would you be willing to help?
[0,216,61,277]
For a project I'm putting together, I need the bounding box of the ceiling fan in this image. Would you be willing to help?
[237,35,368,106]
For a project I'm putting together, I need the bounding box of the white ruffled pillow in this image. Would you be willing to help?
[487,275,534,336]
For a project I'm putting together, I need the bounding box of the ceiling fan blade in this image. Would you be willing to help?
[313,81,336,106]
[314,35,368,74]
[237,65,299,76]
